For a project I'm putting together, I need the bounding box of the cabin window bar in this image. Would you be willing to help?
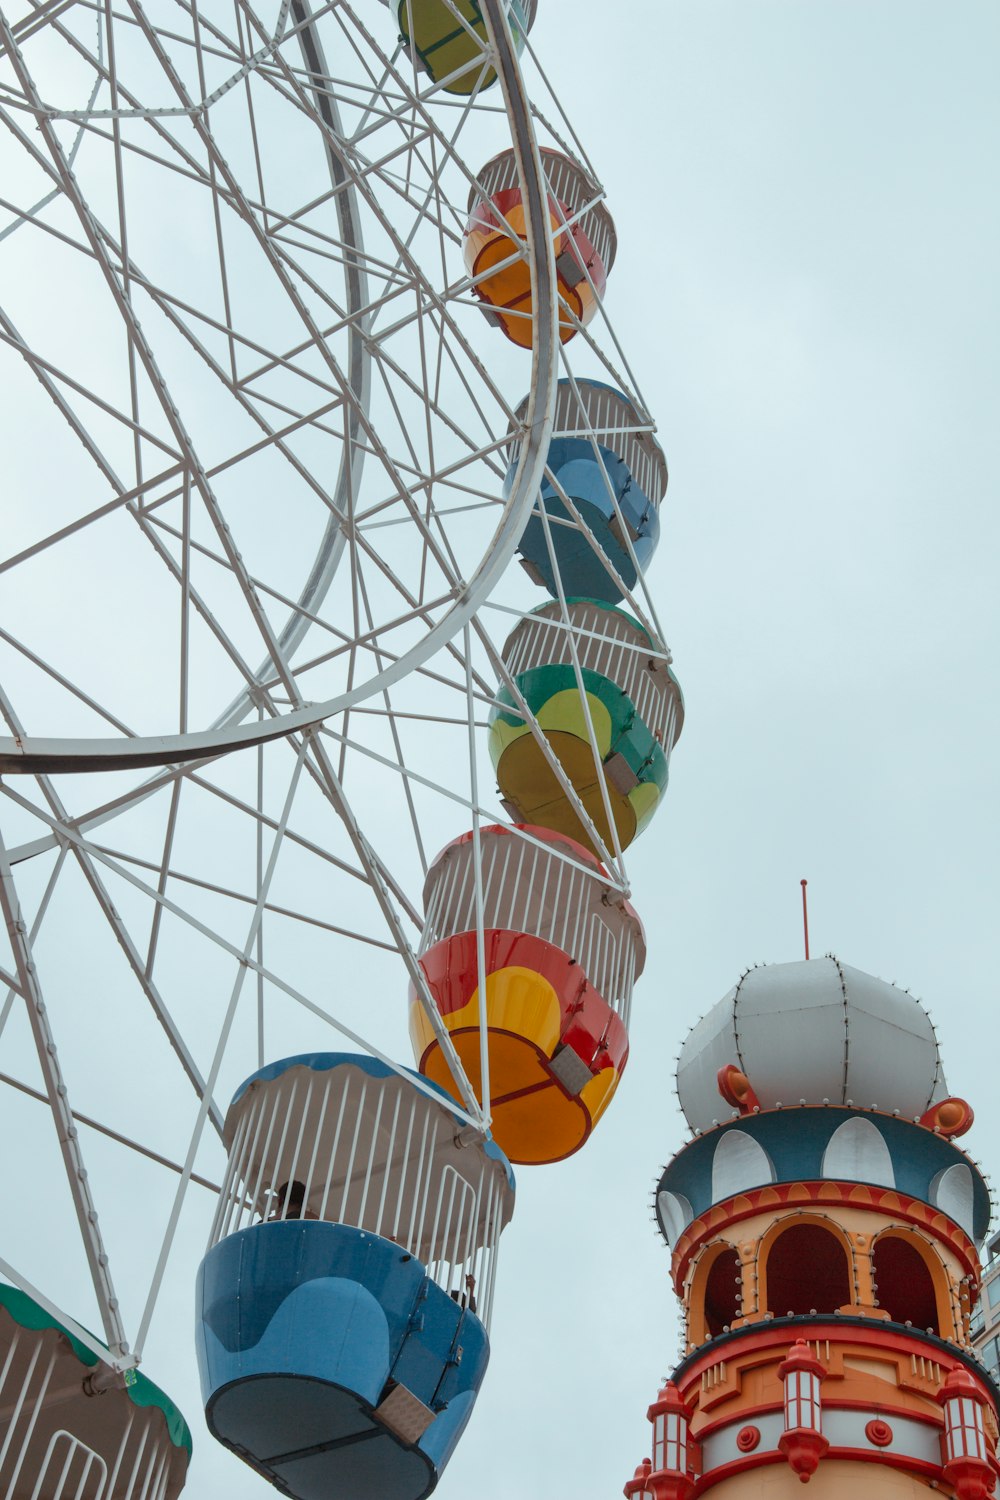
[410,1114,439,1255]
[102,1405,136,1498]
[28,1429,107,1500]
[423,851,460,952]
[0,1340,52,1486]
[577,908,593,987]
[242,1092,271,1229]
[462,849,476,933]
[0,1325,20,1407]
[391,1096,418,1243]
[494,840,515,930]
[402,1105,430,1251]
[509,840,524,930]
[281,1075,313,1218]
[232,1091,265,1234]
[569,877,587,968]
[373,1088,403,1239]
[120,1416,152,1500]
[301,1074,334,1220]
[536,846,551,936]
[248,1089,283,1221]
[139,1438,170,1500]
[428,1165,460,1277]
[621,944,636,1031]
[316,1070,351,1223]
[560,864,575,954]
[265,1077,300,1219]
[211,1103,249,1244]
[337,1078,368,1224]
[356,1085,385,1228]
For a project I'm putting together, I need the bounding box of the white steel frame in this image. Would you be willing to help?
[0,0,676,1476]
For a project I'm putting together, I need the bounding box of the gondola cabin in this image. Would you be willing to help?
[0,1286,190,1499]
[488,600,684,857]
[410,824,644,1163]
[463,148,616,348]
[507,380,666,603]
[195,1054,514,1500]
[395,0,536,96]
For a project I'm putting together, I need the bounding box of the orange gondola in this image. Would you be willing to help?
[409,823,645,1163]
[464,148,616,348]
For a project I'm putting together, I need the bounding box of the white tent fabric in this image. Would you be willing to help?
[677,957,946,1134]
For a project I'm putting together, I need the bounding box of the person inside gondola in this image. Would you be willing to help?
[273,1180,317,1220]
[448,1274,477,1314]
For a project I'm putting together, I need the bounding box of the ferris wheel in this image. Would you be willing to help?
[0,1,681,1495]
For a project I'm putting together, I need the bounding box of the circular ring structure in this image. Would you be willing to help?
[0,0,557,775]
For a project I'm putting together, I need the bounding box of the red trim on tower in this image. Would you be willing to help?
[688,1446,947,1494]
[670,1179,979,1289]
[674,1320,993,1410]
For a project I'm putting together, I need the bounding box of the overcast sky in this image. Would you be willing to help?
[447,4,1000,1497]
[2,3,999,1499]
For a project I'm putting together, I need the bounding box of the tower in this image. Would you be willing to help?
[626,956,998,1499]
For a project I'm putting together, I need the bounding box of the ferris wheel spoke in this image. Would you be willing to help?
[300,732,485,1122]
[0,830,131,1363]
[347,567,430,871]
[0,295,164,501]
[0,624,138,738]
[142,775,182,975]
[0,770,427,1086]
[0,685,229,1135]
[131,728,310,1359]
[0,316,182,464]
[100,0,147,490]
[0,843,67,1044]
[55,806,457,1130]
[3,34,315,706]
[95,839,399,950]
[0,1067,223,1193]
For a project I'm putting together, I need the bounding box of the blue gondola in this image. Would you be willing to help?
[507,379,667,603]
[195,1053,515,1500]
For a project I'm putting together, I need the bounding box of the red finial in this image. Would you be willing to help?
[800,879,810,960]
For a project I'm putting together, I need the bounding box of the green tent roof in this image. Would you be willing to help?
[0,1284,192,1455]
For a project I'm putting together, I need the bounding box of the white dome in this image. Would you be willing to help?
[677,957,946,1134]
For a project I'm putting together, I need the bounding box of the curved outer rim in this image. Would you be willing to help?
[208,0,371,738]
[0,0,558,775]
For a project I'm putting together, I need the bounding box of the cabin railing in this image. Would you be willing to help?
[208,1069,506,1328]
[419,829,642,1019]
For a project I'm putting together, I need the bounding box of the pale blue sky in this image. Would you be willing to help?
[447,5,1000,1497]
[1,4,998,1498]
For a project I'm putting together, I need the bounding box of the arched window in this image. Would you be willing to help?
[872,1235,940,1333]
[703,1247,741,1338]
[822,1117,895,1188]
[930,1164,975,1238]
[765,1224,851,1318]
[711,1129,774,1202]
[657,1190,693,1246]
